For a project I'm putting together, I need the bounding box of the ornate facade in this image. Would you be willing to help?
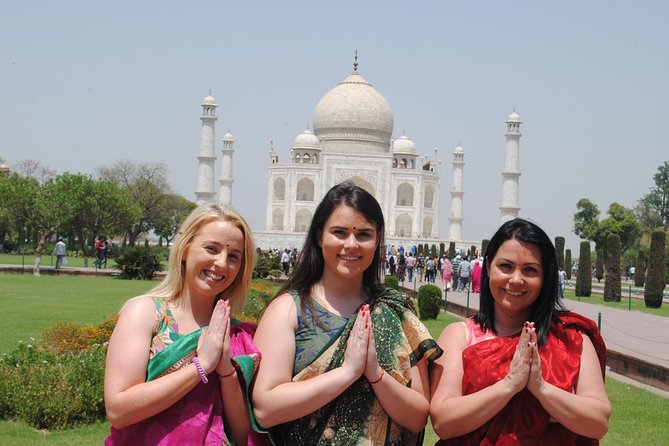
[253,62,442,250]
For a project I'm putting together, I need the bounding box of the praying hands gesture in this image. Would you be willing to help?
[196,299,231,374]
[504,321,540,393]
[342,303,430,433]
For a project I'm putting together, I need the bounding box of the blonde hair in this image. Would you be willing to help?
[148,203,255,314]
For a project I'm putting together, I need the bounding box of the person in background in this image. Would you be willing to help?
[457,255,471,292]
[33,241,44,276]
[406,252,415,282]
[396,253,407,282]
[430,218,610,444]
[104,203,268,445]
[281,249,291,276]
[252,182,441,445]
[54,238,66,270]
[452,255,462,291]
[442,258,454,291]
[558,264,567,298]
[416,254,425,282]
[470,257,482,293]
[102,240,110,268]
[94,237,105,268]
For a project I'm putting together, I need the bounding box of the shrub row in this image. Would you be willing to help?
[0,282,274,430]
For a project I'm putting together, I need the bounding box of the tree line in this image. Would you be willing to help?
[571,160,668,307]
[0,160,196,256]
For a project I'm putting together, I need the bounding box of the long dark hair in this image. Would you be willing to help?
[474,218,565,345]
[274,182,386,323]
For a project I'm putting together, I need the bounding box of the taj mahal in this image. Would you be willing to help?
[194,56,522,251]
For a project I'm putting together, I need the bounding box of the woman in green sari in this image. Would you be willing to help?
[253,182,442,445]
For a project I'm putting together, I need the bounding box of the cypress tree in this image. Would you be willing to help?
[634,250,647,287]
[448,242,456,259]
[555,236,565,270]
[575,243,591,297]
[481,239,490,259]
[595,249,604,283]
[418,244,424,256]
[470,245,477,259]
[439,242,445,258]
[604,234,621,302]
[565,249,572,280]
[644,230,666,308]
[430,244,438,258]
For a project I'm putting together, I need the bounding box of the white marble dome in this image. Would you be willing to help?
[392,133,416,153]
[454,145,465,154]
[223,132,234,142]
[292,128,321,149]
[312,70,393,147]
[506,111,521,122]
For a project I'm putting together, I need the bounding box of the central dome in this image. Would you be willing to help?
[312,70,394,151]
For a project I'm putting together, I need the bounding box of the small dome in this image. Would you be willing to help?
[222,132,234,142]
[392,133,416,153]
[454,145,465,154]
[202,94,217,106]
[292,128,321,150]
[506,111,521,123]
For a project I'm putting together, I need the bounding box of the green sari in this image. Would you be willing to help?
[270,289,442,446]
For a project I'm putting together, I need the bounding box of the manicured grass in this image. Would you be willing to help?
[421,310,463,339]
[0,420,109,445]
[563,289,669,318]
[0,253,90,268]
[0,274,156,353]
[0,253,168,271]
[602,378,669,445]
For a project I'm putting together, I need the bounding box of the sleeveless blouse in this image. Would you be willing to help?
[465,317,498,346]
[291,292,348,376]
[149,298,181,359]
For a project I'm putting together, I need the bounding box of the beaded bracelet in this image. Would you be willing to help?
[369,368,384,384]
[191,356,209,384]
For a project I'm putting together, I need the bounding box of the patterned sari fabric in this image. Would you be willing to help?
[270,289,442,446]
[106,298,267,446]
[436,312,606,446]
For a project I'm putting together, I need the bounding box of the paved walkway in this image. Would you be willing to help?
[400,275,669,370]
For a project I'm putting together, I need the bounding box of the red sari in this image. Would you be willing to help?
[437,312,606,446]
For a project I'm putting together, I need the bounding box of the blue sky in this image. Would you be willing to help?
[2,1,667,251]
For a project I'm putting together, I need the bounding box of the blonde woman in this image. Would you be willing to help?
[104,203,268,445]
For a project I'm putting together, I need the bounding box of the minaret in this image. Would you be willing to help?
[218,131,234,207]
[448,145,465,242]
[195,92,218,204]
[268,137,278,164]
[500,111,522,223]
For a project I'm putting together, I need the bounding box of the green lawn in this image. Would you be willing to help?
[0,274,667,444]
[563,289,669,318]
[0,252,104,269]
[0,274,156,353]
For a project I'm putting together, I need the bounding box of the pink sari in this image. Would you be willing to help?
[106,302,269,446]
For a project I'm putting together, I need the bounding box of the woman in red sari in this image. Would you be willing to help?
[430,218,611,445]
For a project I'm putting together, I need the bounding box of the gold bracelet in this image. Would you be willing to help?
[369,369,384,384]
